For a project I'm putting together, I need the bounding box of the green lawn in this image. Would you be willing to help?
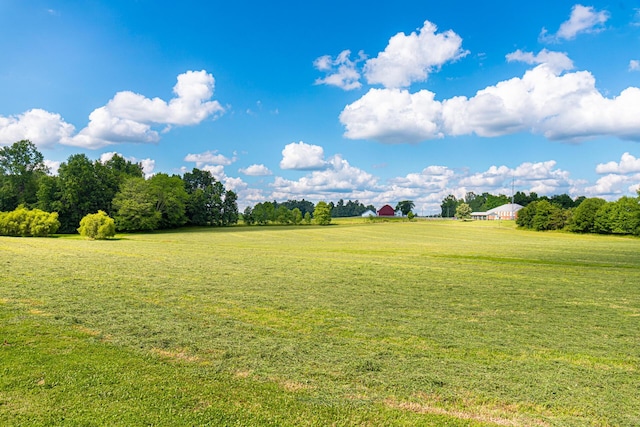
[1,219,639,426]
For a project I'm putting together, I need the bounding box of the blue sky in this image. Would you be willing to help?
[1,1,640,213]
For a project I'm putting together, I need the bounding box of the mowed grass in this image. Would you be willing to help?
[1,219,639,426]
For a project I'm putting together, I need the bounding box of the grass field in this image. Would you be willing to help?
[1,219,639,426]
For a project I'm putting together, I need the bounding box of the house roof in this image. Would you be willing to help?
[472,203,524,216]
[486,203,523,214]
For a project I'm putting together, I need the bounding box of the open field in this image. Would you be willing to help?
[1,219,639,426]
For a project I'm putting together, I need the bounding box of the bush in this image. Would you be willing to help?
[78,211,116,240]
[0,206,59,237]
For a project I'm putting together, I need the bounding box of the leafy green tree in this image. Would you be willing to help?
[513,191,538,207]
[516,202,536,229]
[440,195,459,218]
[455,203,472,220]
[222,190,239,226]
[78,211,116,239]
[593,202,613,234]
[242,206,254,225]
[56,154,111,233]
[276,205,293,224]
[303,211,312,224]
[567,198,606,233]
[395,200,415,216]
[550,193,577,209]
[148,173,188,229]
[608,196,640,235]
[531,200,565,231]
[464,192,486,212]
[292,208,303,225]
[483,193,510,210]
[112,178,161,232]
[314,201,332,225]
[0,140,49,210]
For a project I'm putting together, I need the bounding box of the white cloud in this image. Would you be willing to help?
[630,60,640,71]
[224,176,248,192]
[340,88,443,143]
[271,155,377,198]
[584,174,631,197]
[363,20,468,88]
[314,50,364,91]
[596,152,640,174]
[0,109,75,148]
[184,150,235,167]
[44,160,61,175]
[540,4,609,41]
[506,49,574,73]
[239,164,272,176]
[341,62,640,143]
[64,70,224,149]
[98,151,156,178]
[279,141,327,170]
[202,165,226,181]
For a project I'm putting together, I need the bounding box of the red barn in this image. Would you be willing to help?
[377,204,395,217]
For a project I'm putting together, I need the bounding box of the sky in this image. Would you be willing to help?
[1,1,640,214]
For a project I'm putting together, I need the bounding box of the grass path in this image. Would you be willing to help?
[1,220,639,425]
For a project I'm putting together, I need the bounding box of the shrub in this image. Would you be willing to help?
[78,211,116,240]
[0,206,59,237]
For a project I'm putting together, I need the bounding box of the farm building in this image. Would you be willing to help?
[471,203,523,220]
[361,209,377,217]
[377,205,395,217]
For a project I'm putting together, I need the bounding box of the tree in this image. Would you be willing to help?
[222,190,239,226]
[395,200,415,216]
[608,196,640,235]
[531,200,565,231]
[455,203,472,220]
[0,140,48,210]
[314,201,332,225]
[148,173,188,229]
[567,198,606,233]
[303,211,312,224]
[464,192,485,212]
[112,178,161,232]
[291,208,303,225]
[276,205,293,224]
[440,195,459,218]
[78,211,116,240]
[242,206,254,225]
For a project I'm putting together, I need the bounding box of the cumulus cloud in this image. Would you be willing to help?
[340,88,443,142]
[596,152,640,174]
[540,4,609,42]
[314,50,364,90]
[1,71,223,150]
[0,109,75,148]
[341,60,640,143]
[271,155,377,198]
[239,164,272,176]
[184,150,235,167]
[459,161,573,195]
[506,49,574,73]
[584,174,633,197]
[280,141,327,170]
[363,20,468,88]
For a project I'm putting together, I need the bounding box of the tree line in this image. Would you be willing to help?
[440,189,640,236]
[440,191,584,218]
[0,140,238,234]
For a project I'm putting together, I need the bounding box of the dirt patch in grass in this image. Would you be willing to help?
[385,395,550,427]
